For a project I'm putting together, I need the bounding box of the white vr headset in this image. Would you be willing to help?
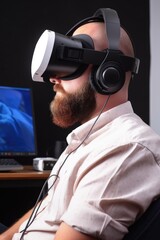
[31,30,97,82]
[31,8,140,95]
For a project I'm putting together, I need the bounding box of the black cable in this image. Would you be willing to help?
[19,173,58,239]
[19,94,111,239]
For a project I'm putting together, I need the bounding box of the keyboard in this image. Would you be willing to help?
[0,158,24,171]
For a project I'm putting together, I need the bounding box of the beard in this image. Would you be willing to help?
[50,81,96,128]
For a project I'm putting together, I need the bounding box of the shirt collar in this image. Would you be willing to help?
[67,101,133,146]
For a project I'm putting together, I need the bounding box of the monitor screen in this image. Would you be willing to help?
[0,86,37,157]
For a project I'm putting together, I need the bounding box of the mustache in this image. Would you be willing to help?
[54,84,65,93]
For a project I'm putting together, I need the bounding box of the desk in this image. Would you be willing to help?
[0,165,50,180]
[0,166,51,226]
[0,165,51,188]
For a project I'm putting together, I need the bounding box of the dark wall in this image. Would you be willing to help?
[0,0,150,160]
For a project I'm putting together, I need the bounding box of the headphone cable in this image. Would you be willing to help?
[19,94,111,239]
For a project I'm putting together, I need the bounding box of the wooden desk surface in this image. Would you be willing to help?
[0,165,51,180]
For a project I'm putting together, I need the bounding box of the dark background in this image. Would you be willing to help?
[0,0,150,162]
[0,0,150,226]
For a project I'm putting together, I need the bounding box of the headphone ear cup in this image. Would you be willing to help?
[90,66,101,93]
[90,62,125,95]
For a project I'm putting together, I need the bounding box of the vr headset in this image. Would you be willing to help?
[31,8,140,95]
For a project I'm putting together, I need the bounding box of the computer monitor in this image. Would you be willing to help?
[0,86,37,158]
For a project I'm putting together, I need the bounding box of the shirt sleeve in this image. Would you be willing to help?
[61,142,160,240]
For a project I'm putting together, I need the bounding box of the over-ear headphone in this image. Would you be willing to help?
[66,8,139,95]
[90,8,124,94]
[31,8,140,95]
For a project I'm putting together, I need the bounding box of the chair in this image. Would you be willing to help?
[123,197,160,240]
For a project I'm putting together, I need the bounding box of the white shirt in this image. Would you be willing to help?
[13,101,160,240]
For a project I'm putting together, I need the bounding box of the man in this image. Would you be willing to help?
[1,9,160,240]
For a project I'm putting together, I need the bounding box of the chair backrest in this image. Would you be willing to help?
[123,197,160,240]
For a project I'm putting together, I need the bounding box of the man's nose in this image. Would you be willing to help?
[49,78,61,84]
